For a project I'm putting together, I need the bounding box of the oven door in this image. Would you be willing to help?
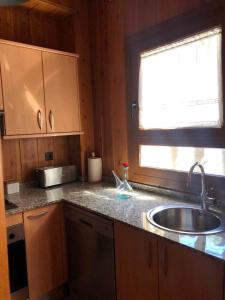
[7,224,29,300]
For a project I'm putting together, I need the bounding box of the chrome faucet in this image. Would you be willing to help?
[187,162,207,210]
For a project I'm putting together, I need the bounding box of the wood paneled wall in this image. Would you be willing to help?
[89,0,128,177]
[2,136,80,182]
[0,1,94,182]
[89,0,219,177]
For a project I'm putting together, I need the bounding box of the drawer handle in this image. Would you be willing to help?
[37,110,43,130]
[148,240,153,268]
[79,219,93,228]
[162,245,168,276]
[49,110,54,130]
[27,211,48,220]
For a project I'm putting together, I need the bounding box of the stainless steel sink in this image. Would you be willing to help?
[147,205,225,235]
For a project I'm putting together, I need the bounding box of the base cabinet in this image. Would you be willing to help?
[115,221,224,300]
[24,204,67,300]
[158,238,224,300]
[114,222,158,300]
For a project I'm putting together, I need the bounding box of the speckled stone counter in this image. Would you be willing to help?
[5,182,225,262]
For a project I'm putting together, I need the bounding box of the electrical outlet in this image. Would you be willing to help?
[45,152,53,161]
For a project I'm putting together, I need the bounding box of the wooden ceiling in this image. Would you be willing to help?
[20,0,75,17]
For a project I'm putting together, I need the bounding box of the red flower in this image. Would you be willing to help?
[122,162,129,168]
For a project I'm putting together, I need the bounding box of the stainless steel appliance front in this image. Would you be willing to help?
[36,165,77,188]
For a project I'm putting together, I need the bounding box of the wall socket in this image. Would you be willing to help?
[45,152,54,161]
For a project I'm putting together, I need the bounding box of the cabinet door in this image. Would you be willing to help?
[24,204,67,300]
[0,139,10,300]
[114,222,158,300]
[42,52,81,133]
[158,238,224,300]
[0,43,46,135]
[0,69,4,110]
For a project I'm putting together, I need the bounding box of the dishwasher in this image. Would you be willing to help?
[64,204,116,300]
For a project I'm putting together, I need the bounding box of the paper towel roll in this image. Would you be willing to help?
[88,153,102,183]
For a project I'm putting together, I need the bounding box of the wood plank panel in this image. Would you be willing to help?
[156,0,205,23]
[89,0,128,176]
[2,139,21,182]
[53,136,70,166]
[20,139,39,182]
[21,0,75,17]
[37,137,54,167]
[73,0,95,178]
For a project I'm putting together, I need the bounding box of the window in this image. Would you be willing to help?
[127,8,225,192]
[139,28,223,130]
[140,145,225,176]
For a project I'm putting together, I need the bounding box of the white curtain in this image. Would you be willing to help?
[139,27,223,129]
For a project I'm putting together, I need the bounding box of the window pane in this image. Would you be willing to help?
[140,145,225,176]
[139,27,223,129]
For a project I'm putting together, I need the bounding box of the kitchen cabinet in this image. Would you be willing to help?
[114,221,158,300]
[0,43,46,136]
[0,40,82,138]
[42,52,81,133]
[6,212,23,227]
[158,238,224,300]
[0,70,3,110]
[115,221,224,300]
[24,203,67,300]
[0,139,10,300]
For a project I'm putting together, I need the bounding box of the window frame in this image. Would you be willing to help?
[126,3,225,193]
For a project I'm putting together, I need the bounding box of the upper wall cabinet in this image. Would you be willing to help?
[0,40,82,138]
[0,43,46,136]
[42,52,81,133]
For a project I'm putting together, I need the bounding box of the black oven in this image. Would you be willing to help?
[7,223,29,300]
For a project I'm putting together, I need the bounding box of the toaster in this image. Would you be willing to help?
[36,165,77,188]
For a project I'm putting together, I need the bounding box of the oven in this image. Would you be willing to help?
[7,223,29,300]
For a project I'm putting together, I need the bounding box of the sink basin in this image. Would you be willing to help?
[147,205,225,235]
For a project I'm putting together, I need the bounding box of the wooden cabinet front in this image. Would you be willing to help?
[0,139,10,300]
[24,204,67,300]
[0,69,4,110]
[158,238,224,300]
[114,221,158,300]
[42,52,81,133]
[0,44,46,136]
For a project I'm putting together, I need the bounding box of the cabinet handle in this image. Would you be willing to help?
[49,110,54,130]
[148,240,153,268]
[37,110,43,130]
[27,211,48,220]
[162,245,168,276]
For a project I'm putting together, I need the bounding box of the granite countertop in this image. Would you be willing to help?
[5,182,225,262]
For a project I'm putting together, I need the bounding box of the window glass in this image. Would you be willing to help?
[140,145,225,176]
[139,27,223,129]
